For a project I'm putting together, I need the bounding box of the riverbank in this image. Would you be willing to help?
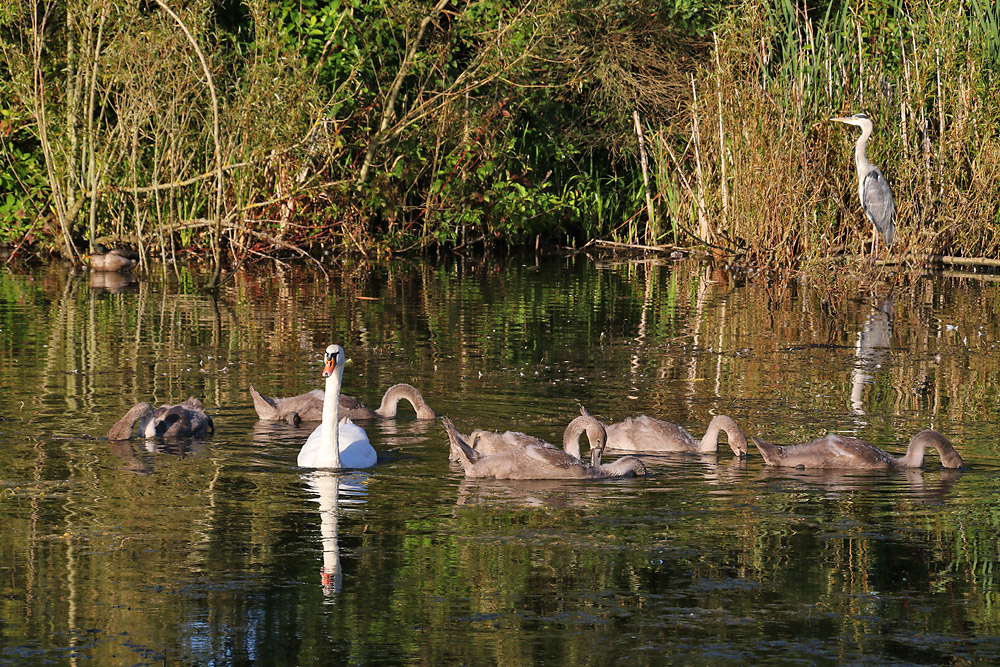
[2,1,997,270]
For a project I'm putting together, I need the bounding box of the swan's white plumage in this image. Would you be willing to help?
[297,344,376,469]
[299,418,375,468]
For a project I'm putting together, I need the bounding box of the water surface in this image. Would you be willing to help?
[1,257,999,665]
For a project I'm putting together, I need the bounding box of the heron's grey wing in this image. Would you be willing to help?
[862,167,896,246]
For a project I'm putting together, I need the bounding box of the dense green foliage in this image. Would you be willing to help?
[1,0,998,270]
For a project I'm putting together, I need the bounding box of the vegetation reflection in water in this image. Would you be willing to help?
[1,257,1000,664]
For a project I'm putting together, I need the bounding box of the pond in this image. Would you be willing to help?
[1,256,1000,665]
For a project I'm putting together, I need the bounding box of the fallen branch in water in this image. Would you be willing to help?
[923,254,1000,269]
[584,238,685,253]
[929,269,1000,282]
[878,253,1000,269]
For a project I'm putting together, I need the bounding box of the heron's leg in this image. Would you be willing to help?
[870,225,880,261]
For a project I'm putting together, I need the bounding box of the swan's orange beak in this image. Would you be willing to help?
[322,354,337,378]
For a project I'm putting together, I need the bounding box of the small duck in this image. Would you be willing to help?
[89,245,139,272]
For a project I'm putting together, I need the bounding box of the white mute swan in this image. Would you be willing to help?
[751,430,964,470]
[298,345,377,469]
[108,398,213,439]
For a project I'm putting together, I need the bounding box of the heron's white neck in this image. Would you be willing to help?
[321,366,343,468]
[854,122,874,173]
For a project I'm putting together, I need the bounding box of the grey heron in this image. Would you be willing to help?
[831,113,896,257]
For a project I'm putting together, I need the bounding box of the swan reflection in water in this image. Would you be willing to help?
[755,466,963,504]
[850,297,893,415]
[107,437,209,474]
[454,477,640,509]
[302,470,369,599]
[636,453,748,485]
[454,455,747,509]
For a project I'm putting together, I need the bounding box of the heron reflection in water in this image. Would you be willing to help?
[850,297,894,415]
[303,470,368,598]
[831,113,896,260]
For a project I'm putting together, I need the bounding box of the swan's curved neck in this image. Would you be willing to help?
[376,384,435,419]
[108,403,154,440]
[376,390,400,418]
[563,415,606,464]
[563,420,584,459]
[562,416,595,459]
[697,415,748,456]
[322,366,343,468]
[897,430,963,469]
